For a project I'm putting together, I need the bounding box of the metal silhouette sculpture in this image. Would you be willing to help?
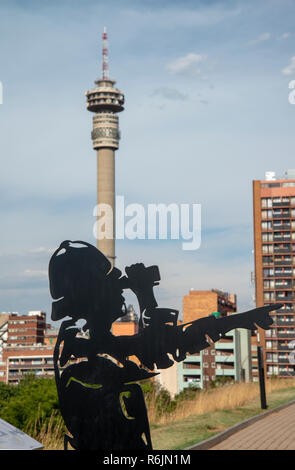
[49,240,281,450]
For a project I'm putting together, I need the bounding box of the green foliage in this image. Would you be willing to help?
[209,376,235,389]
[142,380,177,416]
[174,386,200,403]
[0,382,18,412]
[155,387,177,415]
[140,379,155,395]
[0,375,61,433]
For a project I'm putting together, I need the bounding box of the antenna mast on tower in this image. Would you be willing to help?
[102,26,109,80]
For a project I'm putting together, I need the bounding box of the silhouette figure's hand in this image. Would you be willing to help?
[125,263,147,294]
[125,264,160,316]
[125,264,160,293]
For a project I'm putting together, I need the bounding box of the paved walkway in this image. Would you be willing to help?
[211,402,295,450]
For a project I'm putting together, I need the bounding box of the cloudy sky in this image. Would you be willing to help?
[0,0,294,322]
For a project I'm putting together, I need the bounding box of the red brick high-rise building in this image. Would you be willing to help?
[0,312,56,384]
[253,170,295,379]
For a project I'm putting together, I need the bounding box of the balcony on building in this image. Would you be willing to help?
[273,317,295,326]
[272,200,291,207]
[183,375,201,388]
[279,370,295,377]
[278,342,292,350]
[274,245,292,253]
[276,293,294,302]
[182,362,201,371]
[272,212,290,219]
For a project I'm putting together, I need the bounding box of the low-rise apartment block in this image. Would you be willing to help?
[177,289,252,391]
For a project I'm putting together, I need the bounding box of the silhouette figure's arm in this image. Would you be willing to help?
[53,304,282,374]
[172,304,281,362]
[106,303,282,370]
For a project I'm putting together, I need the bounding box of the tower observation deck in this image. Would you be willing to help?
[86,28,125,265]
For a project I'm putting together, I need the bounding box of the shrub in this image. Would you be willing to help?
[174,386,200,403]
[0,382,18,412]
[0,375,60,433]
[209,376,235,389]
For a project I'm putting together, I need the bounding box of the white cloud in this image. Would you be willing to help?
[151,87,188,101]
[24,269,47,277]
[282,56,295,76]
[28,247,54,254]
[166,53,207,78]
[247,32,271,46]
[278,32,291,40]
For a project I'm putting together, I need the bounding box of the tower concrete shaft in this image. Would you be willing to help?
[86,30,124,266]
[96,146,115,262]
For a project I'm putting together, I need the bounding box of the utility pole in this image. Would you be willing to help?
[257,346,267,409]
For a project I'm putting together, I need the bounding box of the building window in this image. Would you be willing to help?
[262,221,272,230]
[262,183,280,188]
[262,198,273,208]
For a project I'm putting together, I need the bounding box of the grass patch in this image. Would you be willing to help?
[150,385,295,450]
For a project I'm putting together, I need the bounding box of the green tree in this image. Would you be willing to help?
[0,382,18,413]
[0,375,60,432]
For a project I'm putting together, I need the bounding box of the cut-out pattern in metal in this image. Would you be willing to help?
[49,240,281,450]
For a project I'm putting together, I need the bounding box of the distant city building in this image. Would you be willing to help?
[177,289,252,391]
[253,170,295,379]
[0,311,57,384]
[0,313,10,357]
[111,305,139,365]
[44,326,59,346]
[118,304,138,323]
[7,311,47,347]
[156,362,179,398]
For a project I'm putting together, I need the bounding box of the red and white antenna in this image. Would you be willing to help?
[102,26,109,80]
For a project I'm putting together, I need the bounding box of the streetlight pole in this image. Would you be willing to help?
[257,346,267,409]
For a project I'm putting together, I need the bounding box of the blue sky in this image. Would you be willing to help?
[0,0,294,321]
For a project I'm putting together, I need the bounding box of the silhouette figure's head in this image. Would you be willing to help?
[49,240,126,329]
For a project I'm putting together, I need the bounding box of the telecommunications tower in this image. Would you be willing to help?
[86,28,124,266]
